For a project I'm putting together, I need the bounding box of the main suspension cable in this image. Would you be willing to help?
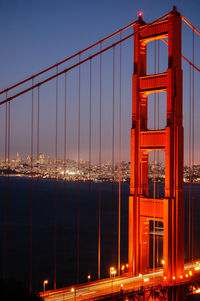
[0,10,172,106]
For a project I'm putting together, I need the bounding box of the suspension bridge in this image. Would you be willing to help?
[1,6,200,300]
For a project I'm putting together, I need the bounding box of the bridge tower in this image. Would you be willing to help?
[129,7,184,281]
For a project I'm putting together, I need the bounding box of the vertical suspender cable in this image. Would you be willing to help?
[98,43,102,280]
[54,66,58,290]
[153,40,157,275]
[112,46,115,266]
[3,93,8,280]
[156,41,160,267]
[77,55,81,284]
[118,32,122,276]
[63,72,67,273]
[29,79,34,293]
[189,64,191,261]
[88,59,92,275]
[192,29,195,262]
[6,96,10,279]
[36,86,40,290]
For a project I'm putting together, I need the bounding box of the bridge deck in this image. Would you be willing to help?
[41,261,200,301]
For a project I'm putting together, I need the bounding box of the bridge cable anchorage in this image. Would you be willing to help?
[98,42,102,281]
[0,10,173,106]
[0,21,139,96]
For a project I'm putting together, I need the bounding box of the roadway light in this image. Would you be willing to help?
[121,265,125,271]
[161,260,165,265]
[164,276,167,280]
[189,270,193,276]
[195,266,200,271]
[180,275,183,279]
[43,280,48,301]
[71,288,76,301]
[43,280,48,292]
[172,276,176,280]
[143,278,149,282]
[185,274,189,278]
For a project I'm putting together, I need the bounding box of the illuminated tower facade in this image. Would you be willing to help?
[128,7,184,281]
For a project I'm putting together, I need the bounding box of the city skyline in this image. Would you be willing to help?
[0,1,200,164]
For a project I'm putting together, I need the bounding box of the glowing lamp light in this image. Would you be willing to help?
[121,265,125,271]
[180,275,183,279]
[120,283,123,288]
[164,276,167,280]
[161,260,165,265]
[195,266,200,271]
[189,270,193,276]
[185,274,189,278]
[71,288,75,293]
[196,288,200,293]
[126,264,129,268]
[172,276,176,280]
[88,275,91,280]
[139,273,142,277]
[138,11,143,18]
[44,280,48,285]
[143,277,149,282]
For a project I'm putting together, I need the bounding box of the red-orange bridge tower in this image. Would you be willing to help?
[129,7,184,281]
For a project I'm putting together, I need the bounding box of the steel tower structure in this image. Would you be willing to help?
[129,7,184,281]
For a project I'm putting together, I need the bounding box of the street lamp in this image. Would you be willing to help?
[110,267,116,293]
[71,287,76,301]
[43,280,48,300]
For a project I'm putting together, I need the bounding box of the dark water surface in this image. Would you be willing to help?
[0,176,199,295]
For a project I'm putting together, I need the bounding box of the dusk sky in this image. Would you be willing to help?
[0,0,200,164]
